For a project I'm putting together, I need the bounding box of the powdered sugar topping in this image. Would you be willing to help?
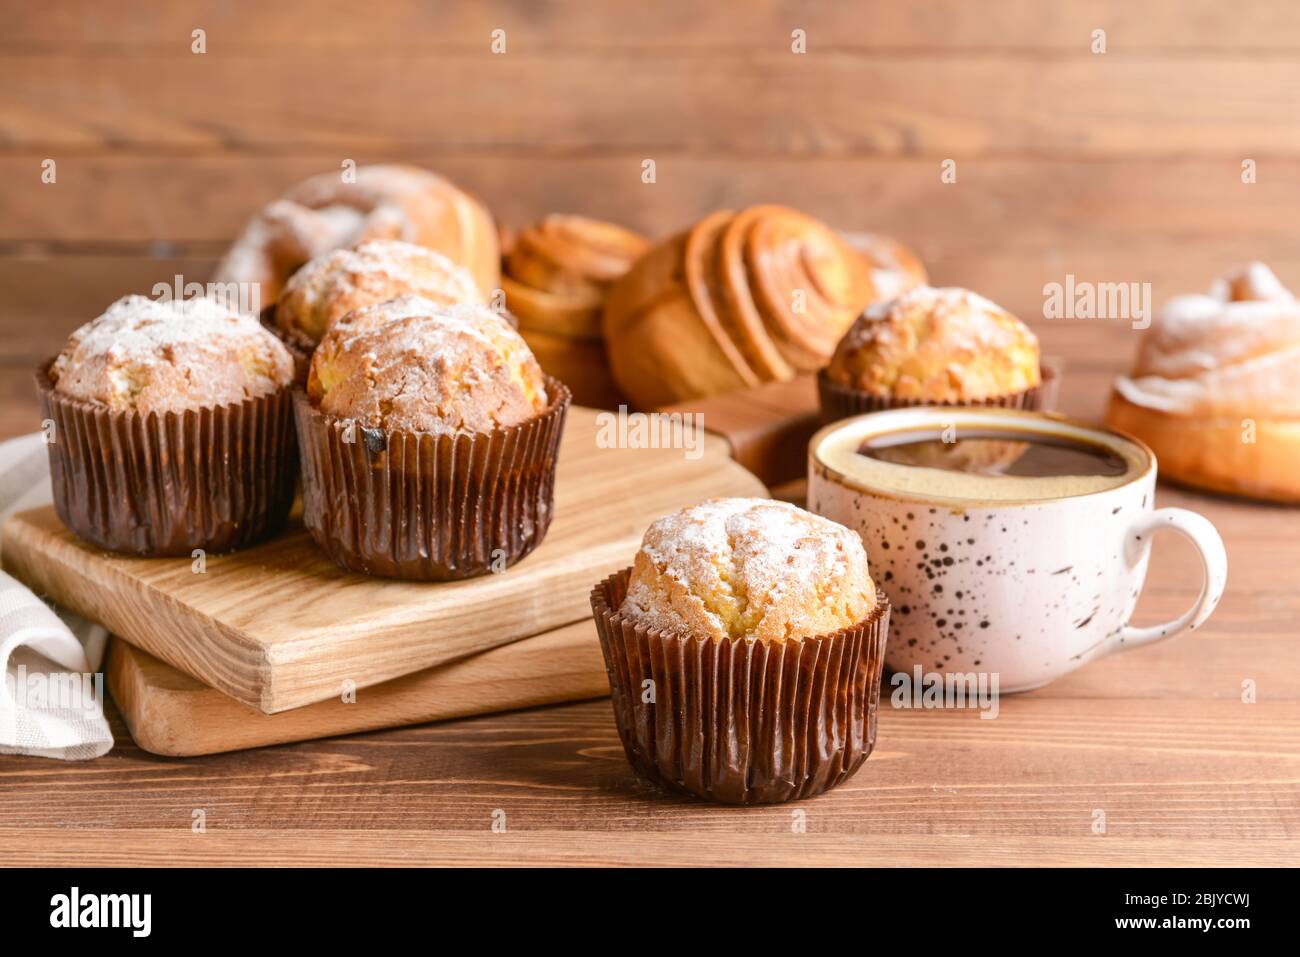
[289,239,480,302]
[865,285,1005,323]
[623,498,874,641]
[331,296,511,354]
[1121,264,1300,416]
[58,295,275,368]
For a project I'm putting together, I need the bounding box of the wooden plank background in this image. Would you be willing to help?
[1,1,1298,866]
[4,1,1300,438]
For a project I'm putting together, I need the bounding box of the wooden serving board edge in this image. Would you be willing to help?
[0,510,613,714]
[107,620,610,757]
[1,511,273,698]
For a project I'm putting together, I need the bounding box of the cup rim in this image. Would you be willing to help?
[809,406,1157,508]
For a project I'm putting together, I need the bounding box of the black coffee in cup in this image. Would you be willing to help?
[858,428,1130,479]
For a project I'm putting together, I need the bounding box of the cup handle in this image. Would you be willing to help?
[1112,507,1228,652]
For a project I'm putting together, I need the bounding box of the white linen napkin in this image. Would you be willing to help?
[0,433,113,759]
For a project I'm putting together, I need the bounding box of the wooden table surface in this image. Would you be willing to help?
[1,326,1297,866]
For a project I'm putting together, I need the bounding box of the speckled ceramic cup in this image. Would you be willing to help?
[808,407,1228,692]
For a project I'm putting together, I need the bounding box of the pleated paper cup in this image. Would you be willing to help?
[591,568,891,805]
[294,377,570,581]
[36,361,297,557]
[260,305,313,386]
[817,362,1058,425]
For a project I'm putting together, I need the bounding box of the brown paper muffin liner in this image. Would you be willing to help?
[294,376,570,581]
[817,361,1058,425]
[591,568,891,805]
[35,361,297,556]
[260,305,313,386]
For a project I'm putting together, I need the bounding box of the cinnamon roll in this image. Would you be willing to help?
[603,205,921,407]
[501,215,648,408]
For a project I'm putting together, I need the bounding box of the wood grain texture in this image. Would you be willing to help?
[107,621,607,757]
[1,408,764,713]
[9,1,1300,53]
[7,53,1300,158]
[0,830,1293,868]
[4,157,1299,247]
[0,691,1294,865]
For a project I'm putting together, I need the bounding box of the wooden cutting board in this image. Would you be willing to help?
[107,621,608,756]
[2,407,765,714]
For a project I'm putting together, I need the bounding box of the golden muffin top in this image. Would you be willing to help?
[50,295,294,414]
[619,497,876,643]
[826,286,1040,401]
[275,239,482,345]
[307,296,548,434]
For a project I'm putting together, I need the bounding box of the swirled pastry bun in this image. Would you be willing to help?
[1106,263,1300,502]
[502,214,647,408]
[604,205,913,407]
[503,215,648,337]
[826,286,1040,401]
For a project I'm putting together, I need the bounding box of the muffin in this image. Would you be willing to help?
[38,295,297,555]
[819,285,1049,422]
[1106,263,1300,503]
[590,498,890,804]
[294,297,570,580]
[269,239,484,378]
[502,214,649,408]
